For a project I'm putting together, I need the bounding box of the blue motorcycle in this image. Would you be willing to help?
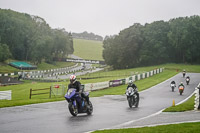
[65,88,93,116]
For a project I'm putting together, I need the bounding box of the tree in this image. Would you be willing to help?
[140,21,170,66]
[0,43,12,62]
[103,23,143,69]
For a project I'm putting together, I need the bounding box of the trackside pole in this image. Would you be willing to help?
[172,99,175,107]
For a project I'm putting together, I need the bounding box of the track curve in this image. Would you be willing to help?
[0,73,200,133]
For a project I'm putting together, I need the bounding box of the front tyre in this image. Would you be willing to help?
[68,102,78,116]
[128,97,133,108]
[135,95,139,108]
[172,87,174,92]
[179,89,183,95]
[87,101,93,115]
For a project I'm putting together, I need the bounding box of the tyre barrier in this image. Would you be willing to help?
[84,68,164,92]
[194,83,200,110]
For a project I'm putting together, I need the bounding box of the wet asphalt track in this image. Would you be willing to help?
[0,73,200,133]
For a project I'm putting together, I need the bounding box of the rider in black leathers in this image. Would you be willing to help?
[68,75,90,105]
[127,80,139,98]
[171,81,176,86]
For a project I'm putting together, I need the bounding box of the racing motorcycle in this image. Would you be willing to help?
[179,86,184,95]
[65,88,93,116]
[126,87,139,108]
[186,77,190,85]
[170,83,176,92]
[183,71,186,78]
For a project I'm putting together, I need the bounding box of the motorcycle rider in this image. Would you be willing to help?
[178,82,185,89]
[170,80,176,87]
[127,80,139,98]
[186,76,190,84]
[183,69,186,77]
[68,75,90,106]
[186,76,190,80]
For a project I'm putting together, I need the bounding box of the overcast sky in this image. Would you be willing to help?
[0,0,200,37]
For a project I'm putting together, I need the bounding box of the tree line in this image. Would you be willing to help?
[103,15,200,69]
[72,31,103,41]
[0,9,74,64]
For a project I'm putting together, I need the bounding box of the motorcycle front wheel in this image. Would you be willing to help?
[127,96,133,108]
[179,89,183,95]
[68,102,78,116]
[87,101,93,115]
[172,87,174,92]
[135,95,139,108]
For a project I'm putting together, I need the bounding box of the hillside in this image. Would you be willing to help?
[73,38,104,61]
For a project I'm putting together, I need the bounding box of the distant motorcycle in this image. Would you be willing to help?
[178,86,184,95]
[186,77,190,85]
[170,83,176,92]
[65,88,93,116]
[126,87,139,108]
[183,71,186,78]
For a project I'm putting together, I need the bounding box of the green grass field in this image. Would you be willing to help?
[73,38,104,60]
[0,38,103,73]
[93,122,200,133]
[0,63,199,108]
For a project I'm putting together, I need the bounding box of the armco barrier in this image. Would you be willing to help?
[109,80,123,87]
[84,81,109,91]
[0,90,11,100]
[0,63,79,78]
[84,68,163,92]
[194,83,200,110]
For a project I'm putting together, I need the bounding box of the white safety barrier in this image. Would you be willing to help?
[84,81,109,91]
[0,90,12,100]
[194,83,200,110]
[84,68,163,91]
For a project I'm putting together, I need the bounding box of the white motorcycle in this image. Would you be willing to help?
[186,77,190,85]
[170,83,176,92]
[126,87,139,108]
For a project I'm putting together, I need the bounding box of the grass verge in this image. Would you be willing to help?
[163,95,195,112]
[92,122,200,133]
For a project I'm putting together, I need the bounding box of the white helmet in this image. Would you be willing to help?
[70,75,76,84]
[129,80,133,85]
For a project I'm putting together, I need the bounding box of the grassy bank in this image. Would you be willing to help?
[73,38,104,60]
[93,122,200,133]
